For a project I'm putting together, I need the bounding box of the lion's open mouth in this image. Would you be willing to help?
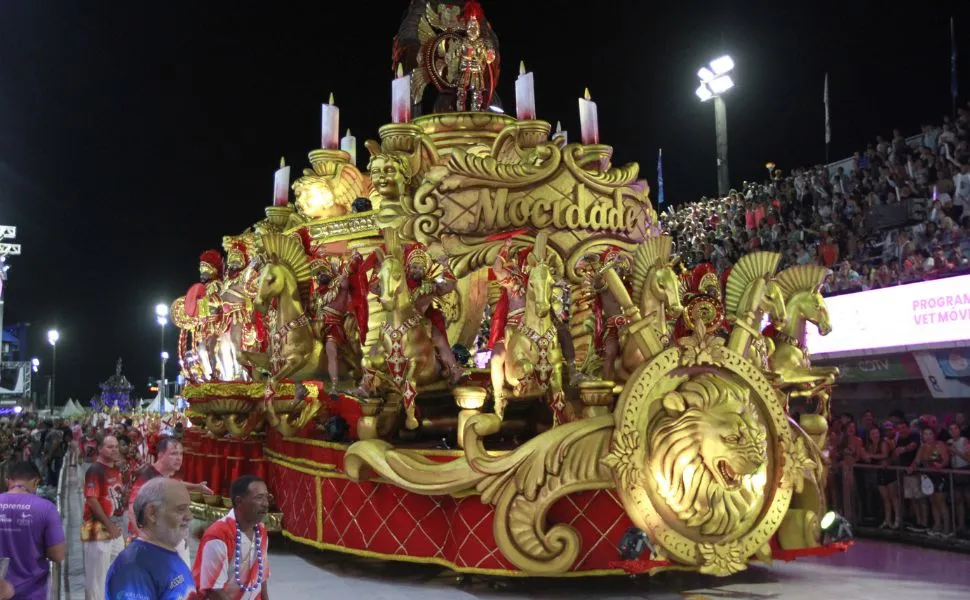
[716,459,741,488]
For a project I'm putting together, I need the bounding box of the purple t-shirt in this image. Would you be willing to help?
[0,492,66,600]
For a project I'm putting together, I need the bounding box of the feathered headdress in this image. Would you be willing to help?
[462,0,485,24]
[199,250,224,276]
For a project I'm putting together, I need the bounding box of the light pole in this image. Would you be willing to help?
[155,302,169,353]
[160,351,170,414]
[155,302,169,394]
[30,357,39,412]
[47,329,59,414]
[695,55,736,197]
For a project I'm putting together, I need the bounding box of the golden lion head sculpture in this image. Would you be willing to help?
[647,373,768,537]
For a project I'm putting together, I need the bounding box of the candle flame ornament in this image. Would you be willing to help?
[579,87,599,144]
[273,157,291,206]
[515,60,536,120]
[391,64,412,123]
[321,93,340,150]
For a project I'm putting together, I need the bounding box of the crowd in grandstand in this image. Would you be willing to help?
[663,104,970,294]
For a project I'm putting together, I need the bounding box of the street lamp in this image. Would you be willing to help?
[695,54,736,196]
[160,350,170,414]
[47,329,59,414]
[155,301,169,378]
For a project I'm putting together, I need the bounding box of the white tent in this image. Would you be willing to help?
[62,399,84,417]
[146,391,175,413]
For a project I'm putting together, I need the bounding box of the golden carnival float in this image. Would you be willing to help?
[171,0,848,578]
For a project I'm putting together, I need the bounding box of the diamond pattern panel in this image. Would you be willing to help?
[269,463,317,541]
[272,455,630,573]
[549,489,632,570]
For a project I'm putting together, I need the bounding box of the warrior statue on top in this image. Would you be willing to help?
[455,0,496,111]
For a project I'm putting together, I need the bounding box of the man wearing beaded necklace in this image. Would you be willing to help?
[104,477,195,600]
[193,475,270,600]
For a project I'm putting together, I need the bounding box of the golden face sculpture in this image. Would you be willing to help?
[199,263,217,283]
[226,248,245,272]
[368,154,410,202]
[466,16,481,41]
[647,374,767,537]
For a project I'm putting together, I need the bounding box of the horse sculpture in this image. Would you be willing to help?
[724,251,788,368]
[495,232,571,426]
[241,233,332,385]
[374,230,439,430]
[766,265,839,414]
[615,236,684,381]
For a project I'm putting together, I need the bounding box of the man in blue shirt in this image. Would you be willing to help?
[105,477,195,599]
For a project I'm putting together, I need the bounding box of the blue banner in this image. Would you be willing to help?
[657,148,664,206]
[937,348,970,378]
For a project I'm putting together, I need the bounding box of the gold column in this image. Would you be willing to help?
[453,386,487,449]
[578,380,615,418]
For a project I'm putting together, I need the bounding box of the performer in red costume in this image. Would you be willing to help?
[401,243,465,383]
[580,246,633,382]
[308,249,370,391]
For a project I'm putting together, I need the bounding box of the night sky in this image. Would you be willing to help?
[1,0,968,402]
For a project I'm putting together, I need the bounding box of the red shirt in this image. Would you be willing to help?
[82,462,125,541]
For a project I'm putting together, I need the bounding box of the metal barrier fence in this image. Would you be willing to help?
[846,463,969,541]
[48,461,67,600]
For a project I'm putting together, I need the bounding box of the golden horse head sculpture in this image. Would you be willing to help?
[768,264,839,414]
[376,228,411,314]
[373,227,438,430]
[501,231,572,425]
[724,251,787,360]
[243,234,321,384]
[774,265,832,338]
[615,235,684,381]
[251,233,313,312]
[630,235,684,329]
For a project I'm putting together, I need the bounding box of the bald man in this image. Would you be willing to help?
[105,478,194,600]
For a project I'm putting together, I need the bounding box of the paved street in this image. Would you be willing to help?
[59,468,970,599]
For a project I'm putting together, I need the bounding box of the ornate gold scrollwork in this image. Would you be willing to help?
[345,413,615,575]
[265,384,324,438]
[225,410,266,438]
[205,415,228,436]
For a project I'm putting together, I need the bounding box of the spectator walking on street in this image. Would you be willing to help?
[82,436,124,600]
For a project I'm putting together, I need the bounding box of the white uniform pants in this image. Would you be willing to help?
[83,537,124,600]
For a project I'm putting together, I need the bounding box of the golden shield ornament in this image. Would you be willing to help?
[604,331,793,576]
